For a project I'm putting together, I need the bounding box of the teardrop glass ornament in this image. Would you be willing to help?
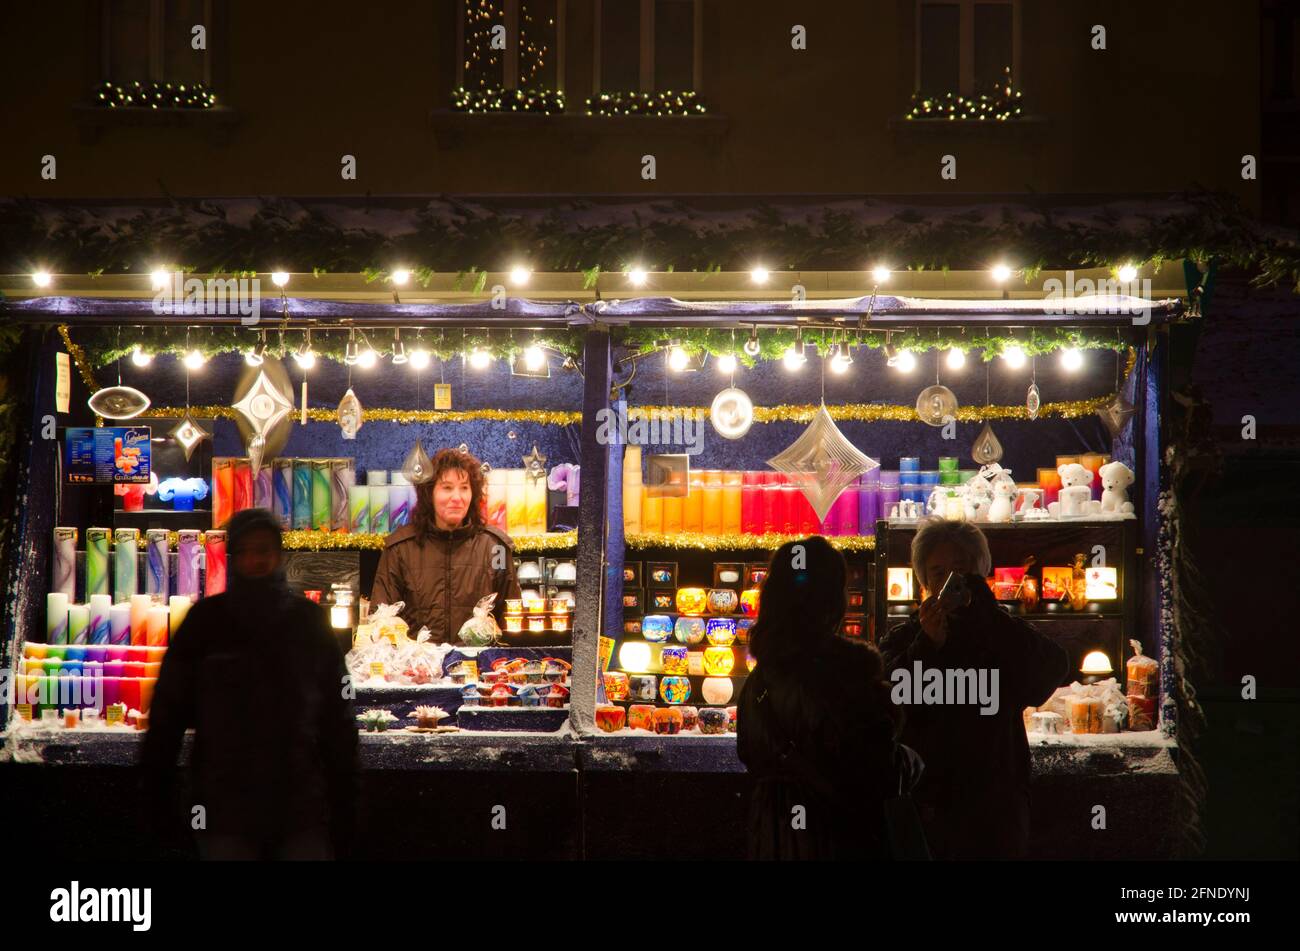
[402,440,434,484]
[1026,382,1041,421]
[971,421,1004,465]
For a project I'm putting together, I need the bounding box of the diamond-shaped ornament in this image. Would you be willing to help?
[1097,394,1136,436]
[232,369,294,443]
[402,441,433,484]
[169,413,210,461]
[766,404,878,522]
[1026,382,1041,421]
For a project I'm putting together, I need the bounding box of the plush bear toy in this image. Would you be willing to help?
[1048,462,1099,517]
[962,470,993,521]
[982,464,1017,522]
[1098,460,1136,515]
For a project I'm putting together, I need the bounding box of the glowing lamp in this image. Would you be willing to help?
[618,641,652,673]
[603,671,630,701]
[705,618,737,647]
[706,588,738,615]
[659,676,692,705]
[661,646,689,675]
[703,646,735,677]
[887,567,914,601]
[1085,566,1118,600]
[701,677,733,705]
[675,587,708,616]
[1081,650,1113,676]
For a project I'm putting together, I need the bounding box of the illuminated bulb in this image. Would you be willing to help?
[871,266,891,284]
[183,350,206,370]
[716,352,737,375]
[743,329,761,357]
[271,271,290,288]
[390,269,411,286]
[1080,650,1113,675]
[244,348,263,367]
[149,269,169,290]
[619,641,652,674]
[524,345,546,371]
[408,348,431,370]
[627,267,648,287]
[31,271,52,288]
[293,347,316,370]
[668,347,690,372]
[1118,264,1138,283]
[894,349,916,373]
[782,346,806,371]
[131,347,153,367]
[1061,347,1084,371]
[830,349,852,374]
[469,348,492,370]
[991,264,1014,283]
[946,348,966,369]
[509,265,531,286]
[751,267,769,285]
[357,346,377,369]
[1002,345,1026,368]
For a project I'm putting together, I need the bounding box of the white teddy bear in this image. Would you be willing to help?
[986,466,1017,522]
[1098,460,1136,515]
[962,470,993,521]
[1048,462,1099,518]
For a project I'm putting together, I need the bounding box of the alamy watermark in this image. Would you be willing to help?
[594,405,706,454]
[152,270,262,325]
[1043,270,1153,325]
[890,661,1001,716]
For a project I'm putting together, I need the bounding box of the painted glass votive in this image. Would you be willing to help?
[596,705,627,732]
[550,615,570,633]
[698,707,728,734]
[675,587,708,616]
[679,706,699,730]
[629,675,658,702]
[653,707,684,735]
[673,615,706,645]
[642,614,674,643]
[517,685,542,707]
[659,675,692,704]
[701,676,734,705]
[546,684,570,708]
[525,598,547,615]
[727,706,738,732]
[603,671,630,701]
[628,704,656,731]
[739,588,761,616]
[549,599,572,615]
[504,616,524,633]
[705,617,737,647]
[703,646,736,676]
[504,599,524,614]
[527,615,547,634]
[661,646,690,675]
[735,618,755,644]
[706,588,738,615]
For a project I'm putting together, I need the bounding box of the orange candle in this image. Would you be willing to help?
[662,494,684,533]
[683,473,704,532]
[1038,467,1062,507]
[722,484,742,534]
[641,486,663,534]
[702,485,723,533]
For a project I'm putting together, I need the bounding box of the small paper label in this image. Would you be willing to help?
[106,705,125,725]
[369,662,385,679]
[434,383,452,410]
[55,353,71,413]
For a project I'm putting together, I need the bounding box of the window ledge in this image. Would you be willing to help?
[72,104,241,145]
[888,114,1051,137]
[429,109,729,148]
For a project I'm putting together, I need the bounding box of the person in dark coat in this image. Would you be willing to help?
[878,518,1070,859]
[737,537,919,860]
[141,508,360,860]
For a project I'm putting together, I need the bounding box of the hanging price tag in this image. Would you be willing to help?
[55,352,70,413]
[434,384,452,410]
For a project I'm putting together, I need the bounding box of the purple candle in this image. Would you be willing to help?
[858,480,879,536]
[834,486,859,536]
[176,530,201,599]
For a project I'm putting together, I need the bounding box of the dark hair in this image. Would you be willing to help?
[748,536,848,664]
[412,448,487,535]
[226,507,283,553]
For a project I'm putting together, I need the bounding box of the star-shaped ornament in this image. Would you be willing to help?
[169,413,210,461]
[766,404,878,522]
[522,445,548,481]
[232,368,294,442]
[1098,394,1136,436]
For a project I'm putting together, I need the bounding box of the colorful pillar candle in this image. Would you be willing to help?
[525,474,547,534]
[389,472,412,529]
[84,528,110,597]
[212,458,234,529]
[168,595,191,636]
[176,530,201,599]
[88,594,112,644]
[722,480,742,535]
[858,481,880,536]
[46,592,69,644]
[272,459,294,529]
[701,481,722,534]
[640,485,663,534]
[310,459,331,531]
[348,485,371,534]
[233,459,254,514]
[833,486,859,536]
[683,473,704,532]
[129,594,152,645]
[292,460,313,530]
[661,494,684,533]
[112,528,139,603]
[331,460,355,532]
[144,529,169,599]
[504,469,526,536]
[485,470,508,530]
[368,485,390,536]
[204,531,227,596]
[146,606,169,647]
[52,527,77,598]
[109,603,131,645]
[68,604,90,645]
[254,463,273,510]
[622,450,643,534]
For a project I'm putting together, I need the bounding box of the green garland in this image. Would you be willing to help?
[451,85,565,115]
[76,325,586,368]
[585,90,707,117]
[615,325,1130,364]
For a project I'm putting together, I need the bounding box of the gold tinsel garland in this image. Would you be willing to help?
[147,529,577,552]
[138,406,583,425]
[624,531,876,552]
[57,325,100,392]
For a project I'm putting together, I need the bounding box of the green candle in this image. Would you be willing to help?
[85,528,110,597]
[311,460,332,532]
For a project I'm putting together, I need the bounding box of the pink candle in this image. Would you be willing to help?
[820,496,840,535]
[205,531,227,596]
[100,676,122,711]
[834,486,859,536]
[740,485,761,534]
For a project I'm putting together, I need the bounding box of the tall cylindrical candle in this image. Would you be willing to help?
[68,604,90,645]
[820,494,841,535]
[505,470,525,536]
[485,470,507,530]
[46,592,69,644]
[778,486,797,534]
[833,486,859,536]
[292,460,313,529]
[389,472,412,529]
[1037,467,1062,508]
[88,594,112,644]
[310,459,332,531]
[176,530,201,599]
[683,473,703,532]
[740,484,760,534]
[129,594,152,646]
[369,485,391,536]
[525,475,547,534]
[109,603,131,645]
[169,595,191,636]
[332,460,355,532]
[204,531,227,596]
[722,483,742,535]
[145,529,169,599]
[641,486,663,534]
[112,528,139,604]
[212,458,234,528]
[272,458,294,529]
[52,528,77,598]
[622,447,643,534]
[85,528,110,597]
[254,463,273,510]
[233,459,254,514]
[348,486,371,534]
[701,483,722,534]
[662,494,684,533]
[146,606,169,647]
[858,482,880,536]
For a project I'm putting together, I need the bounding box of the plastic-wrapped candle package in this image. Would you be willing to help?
[331,459,355,532]
[212,458,235,529]
[389,471,412,529]
[232,459,254,515]
[292,460,312,530]
[367,471,390,535]
[176,529,201,599]
[52,527,77,598]
[525,472,547,534]
[348,485,370,533]
[144,529,170,599]
[272,458,294,529]
[88,594,112,644]
[311,459,332,531]
[505,469,526,536]
[85,527,110,597]
[46,592,69,644]
[253,463,273,511]
[113,528,138,603]
[204,530,227,596]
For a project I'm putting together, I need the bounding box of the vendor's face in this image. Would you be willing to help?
[433,467,473,529]
[924,540,974,596]
[231,528,282,579]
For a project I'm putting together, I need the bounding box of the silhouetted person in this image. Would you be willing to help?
[737,537,918,860]
[141,508,359,860]
[879,518,1069,859]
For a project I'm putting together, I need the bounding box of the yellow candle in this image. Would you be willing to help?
[145,606,169,647]
[505,470,527,537]
[702,485,723,533]
[641,486,663,534]
[168,595,191,634]
[683,483,703,532]
[662,494,684,533]
[623,481,642,533]
[525,475,548,534]
[722,484,742,534]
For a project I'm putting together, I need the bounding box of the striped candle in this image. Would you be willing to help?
[212,458,234,528]
[46,592,69,644]
[145,529,169,599]
[292,461,312,529]
[311,460,332,531]
[233,459,254,514]
[176,530,201,599]
[204,531,227,596]
[88,594,112,644]
[52,528,77,598]
[389,472,411,528]
[272,459,294,529]
[112,528,139,604]
[348,486,370,534]
[109,603,131,645]
[331,460,354,532]
[254,463,273,510]
[368,486,390,536]
[129,594,151,646]
[85,528,110,597]
[68,604,90,645]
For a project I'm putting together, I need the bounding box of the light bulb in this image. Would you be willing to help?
[271,271,290,288]
[716,352,737,375]
[627,267,648,287]
[131,347,153,367]
[1003,345,1026,368]
[524,345,546,371]
[244,348,263,367]
[946,348,966,369]
[619,641,652,673]
[357,346,377,369]
[1118,264,1138,283]
[149,269,169,290]
[668,347,690,372]
[871,266,891,284]
[894,350,916,373]
[390,268,411,286]
[183,350,206,370]
[469,348,492,370]
[751,266,769,285]
[293,348,316,370]
[743,329,761,357]
[31,271,52,288]
[782,346,806,371]
[409,348,431,370]
[509,265,531,286]
[391,338,408,365]
[830,349,852,374]
[1061,347,1084,371]
[991,264,1014,283]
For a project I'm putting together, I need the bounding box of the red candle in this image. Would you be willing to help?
[233,460,254,514]
[761,485,778,533]
[120,678,142,713]
[123,662,145,678]
[797,492,818,534]
[777,486,796,534]
[741,485,761,534]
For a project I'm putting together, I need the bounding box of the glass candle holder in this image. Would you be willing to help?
[661,645,690,675]
[705,617,737,646]
[504,616,524,633]
[641,614,674,643]
[653,706,685,734]
[701,677,734,705]
[706,588,738,615]
[603,671,630,701]
[527,615,547,634]
[549,615,570,633]
[674,615,706,645]
[659,675,692,704]
[703,646,736,676]
[595,705,626,733]
[628,704,656,731]
[675,587,708,616]
[698,707,729,734]
[629,675,658,702]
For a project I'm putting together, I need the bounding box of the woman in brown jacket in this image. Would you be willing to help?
[370,448,521,642]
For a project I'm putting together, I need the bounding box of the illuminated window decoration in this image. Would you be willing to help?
[703,646,735,677]
[585,90,707,117]
[1085,566,1118,600]
[705,618,737,647]
[701,677,733,705]
[706,588,738,615]
[674,587,708,616]
[659,676,692,705]
[451,86,565,114]
[1081,650,1113,675]
[641,614,673,643]
[673,615,706,646]
[906,69,1023,122]
[887,567,915,601]
[94,80,217,110]
[88,385,150,420]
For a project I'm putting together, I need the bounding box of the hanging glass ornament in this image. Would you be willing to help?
[971,421,1004,465]
[402,440,433,484]
[710,386,754,439]
[915,384,958,427]
[169,413,210,462]
[766,403,878,522]
[231,357,295,464]
[522,445,548,480]
[88,385,150,420]
[1097,394,1136,435]
[1026,382,1041,420]
[337,388,363,440]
